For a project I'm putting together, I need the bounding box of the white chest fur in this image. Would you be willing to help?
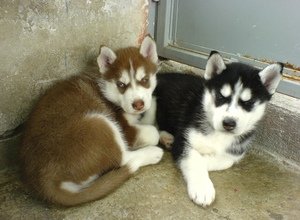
[187,128,235,155]
[186,128,243,171]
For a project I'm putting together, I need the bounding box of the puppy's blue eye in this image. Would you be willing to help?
[240,99,254,106]
[216,91,225,99]
[215,90,231,106]
[116,81,126,88]
[239,99,255,112]
[141,76,149,83]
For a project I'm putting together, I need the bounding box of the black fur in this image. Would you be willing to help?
[154,73,208,160]
[154,73,208,161]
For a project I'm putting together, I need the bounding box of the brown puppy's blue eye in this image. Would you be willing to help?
[116,81,126,88]
[141,76,149,83]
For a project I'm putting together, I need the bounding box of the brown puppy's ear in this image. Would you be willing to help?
[97,46,117,74]
[204,51,226,80]
[259,63,283,95]
[139,35,158,64]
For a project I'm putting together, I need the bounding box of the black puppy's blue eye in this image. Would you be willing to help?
[214,90,231,107]
[217,91,223,98]
[239,99,255,112]
[216,91,226,100]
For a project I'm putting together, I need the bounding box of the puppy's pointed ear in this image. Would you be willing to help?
[97,46,117,74]
[140,35,158,64]
[204,51,226,80]
[259,63,283,95]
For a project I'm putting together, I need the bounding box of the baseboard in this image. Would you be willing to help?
[0,129,22,170]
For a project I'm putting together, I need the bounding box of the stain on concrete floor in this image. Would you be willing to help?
[1,149,299,220]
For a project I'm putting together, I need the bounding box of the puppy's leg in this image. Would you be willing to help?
[134,124,160,148]
[204,154,244,171]
[178,148,215,207]
[122,146,164,173]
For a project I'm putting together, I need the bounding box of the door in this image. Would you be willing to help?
[155,0,300,98]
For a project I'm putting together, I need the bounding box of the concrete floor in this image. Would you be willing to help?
[1,148,299,220]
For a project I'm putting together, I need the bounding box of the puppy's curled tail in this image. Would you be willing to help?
[44,165,131,206]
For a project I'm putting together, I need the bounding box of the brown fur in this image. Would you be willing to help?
[19,43,158,206]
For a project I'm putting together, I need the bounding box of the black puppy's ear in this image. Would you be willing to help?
[259,63,283,95]
[204,51,226,80]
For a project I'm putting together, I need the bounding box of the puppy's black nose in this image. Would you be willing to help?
[223,118,236,131]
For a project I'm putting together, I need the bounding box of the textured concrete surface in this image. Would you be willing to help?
[254,93,300,165]
[160,60,205,76]
[1,150,300,220]
[0,0,149,136]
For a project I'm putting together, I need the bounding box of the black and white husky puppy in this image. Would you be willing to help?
[146,51,283,207]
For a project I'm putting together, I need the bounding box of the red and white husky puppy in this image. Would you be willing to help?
[20,36,163,206]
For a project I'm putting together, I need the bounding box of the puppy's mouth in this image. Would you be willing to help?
[222,128,244,137]
[125,107,147,115]
[132,109,146,114]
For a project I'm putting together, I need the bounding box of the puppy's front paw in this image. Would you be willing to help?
[144,146,164,165]
[137,125,160,147]
[126,146,164,172]
[187,178,215,207]
[159,131,174,150]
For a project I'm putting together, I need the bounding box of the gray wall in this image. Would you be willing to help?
[0,0,150,136]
